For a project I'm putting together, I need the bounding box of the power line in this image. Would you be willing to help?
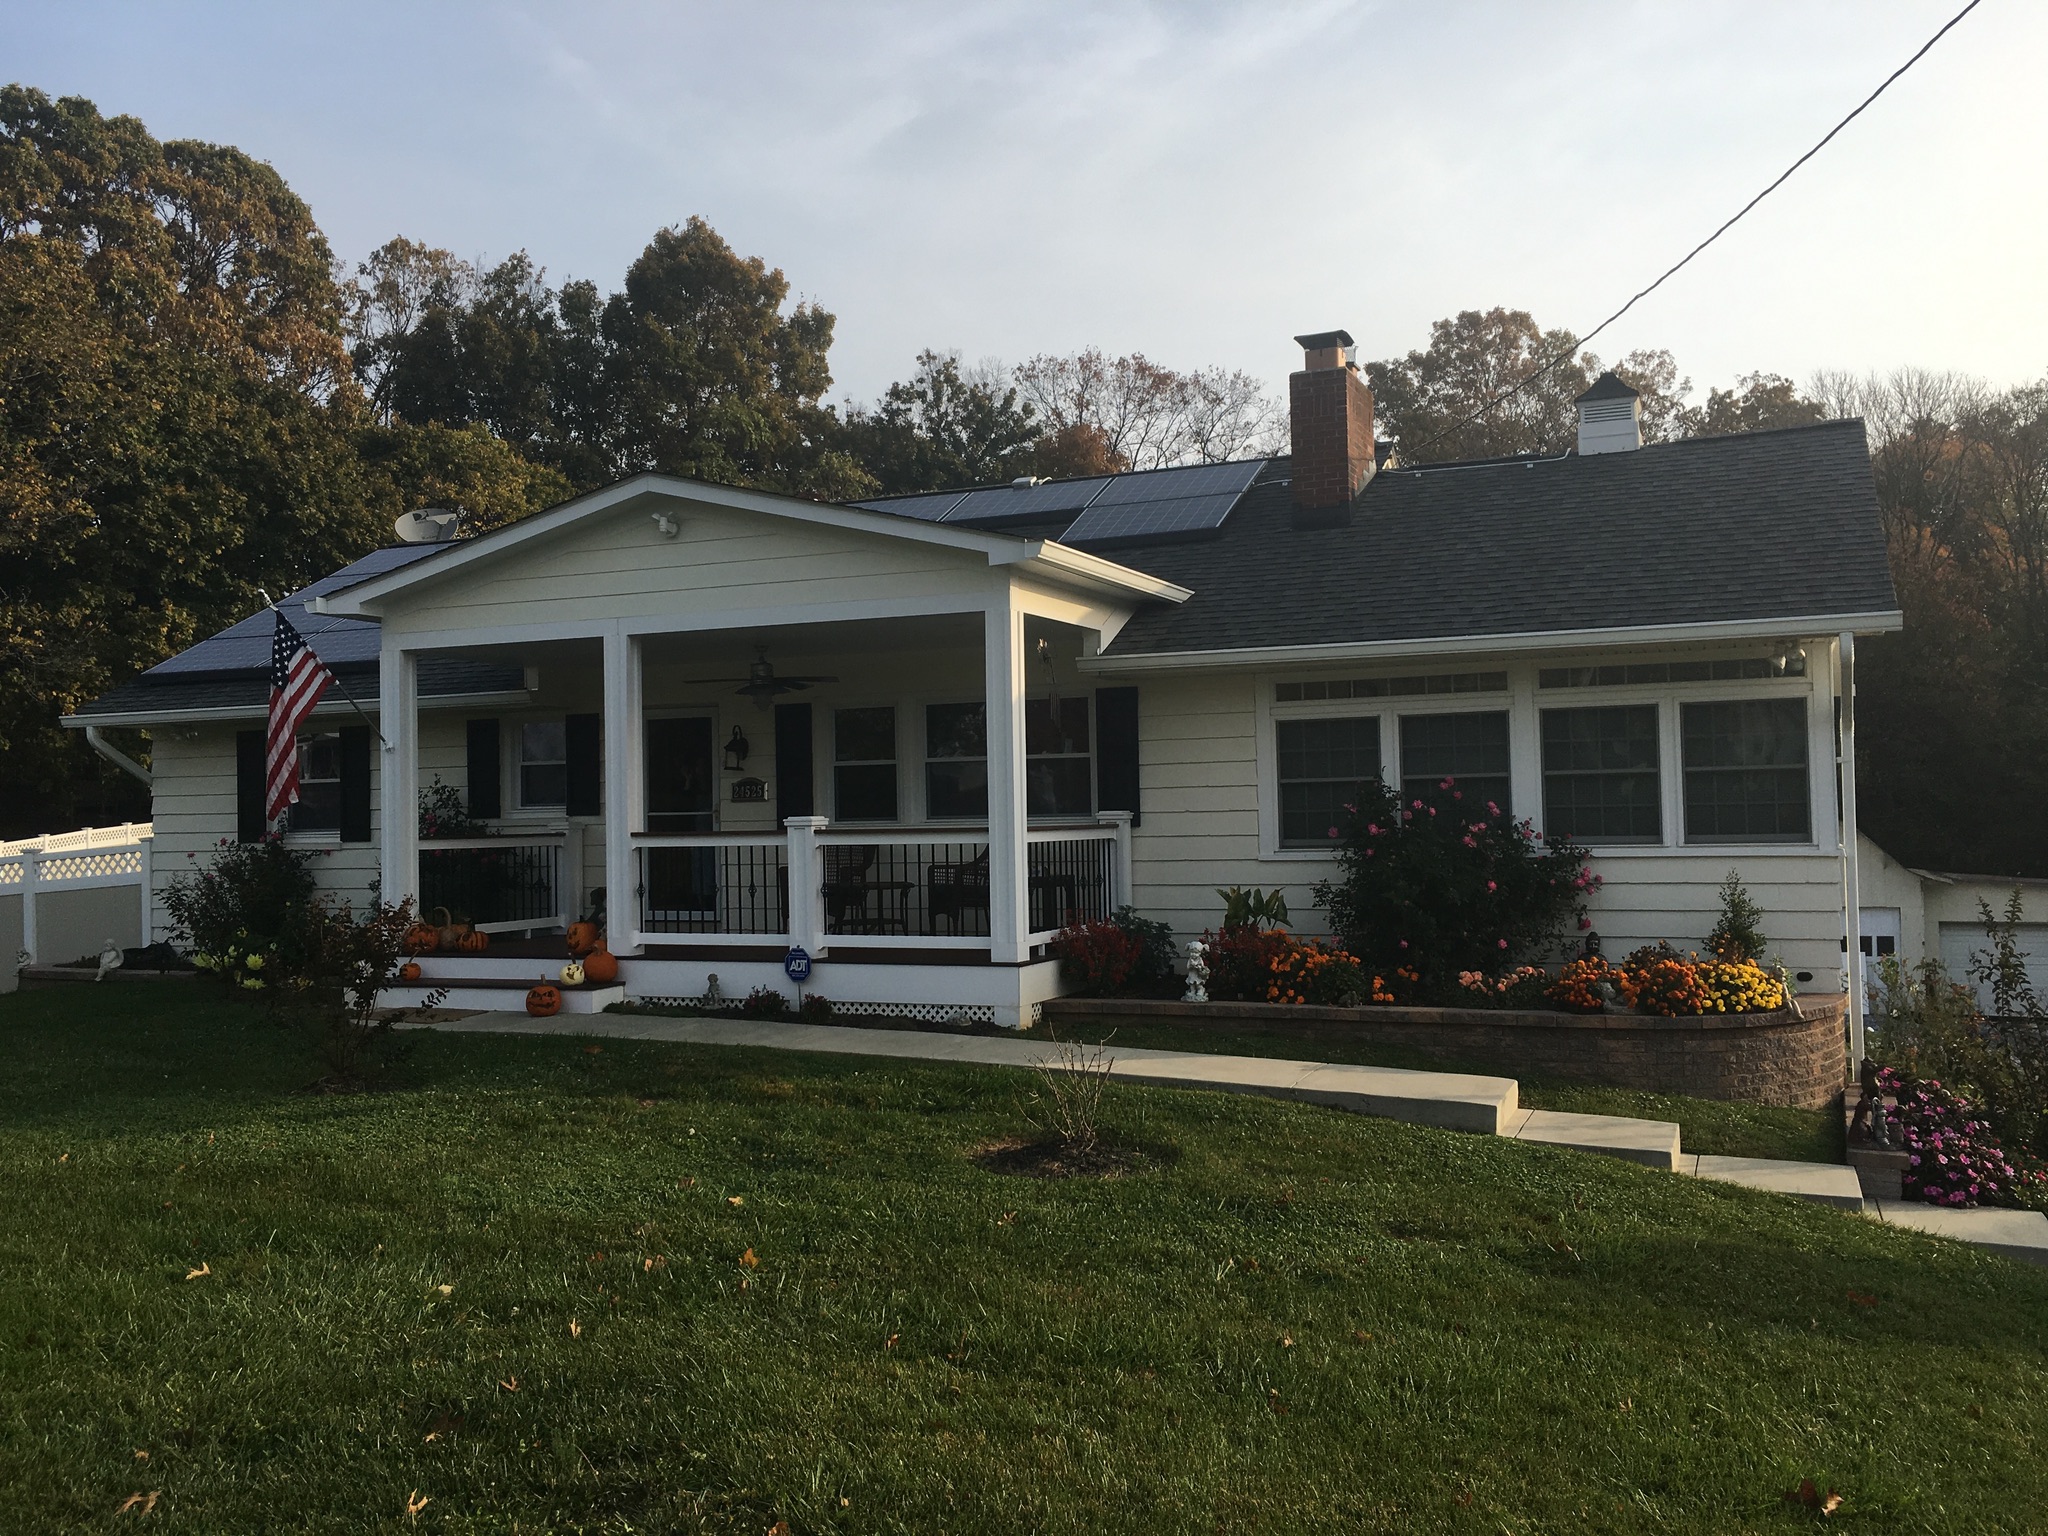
[1403,0,1986,459]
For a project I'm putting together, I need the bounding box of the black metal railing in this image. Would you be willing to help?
[418,841,560,928]
[823,840,991,938]
[641,842,789,935]
[1026,835,1115,933]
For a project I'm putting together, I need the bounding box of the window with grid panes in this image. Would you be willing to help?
[1540,705,1661,842]
[833,707,898,821]
[1399,712,1511,813]
[1276,715,1379,848]
[1681,699,1810,842]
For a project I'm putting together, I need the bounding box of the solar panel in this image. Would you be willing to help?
[1060,458,1267,544]
[852,490,967,522]
[941,476,1113,524]
[146,544,449,676]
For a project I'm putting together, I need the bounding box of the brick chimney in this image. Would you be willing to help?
[1288,329,1375,510]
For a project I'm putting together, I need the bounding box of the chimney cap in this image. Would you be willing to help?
[1294,329,1355,352]
[1576,370,1641,403]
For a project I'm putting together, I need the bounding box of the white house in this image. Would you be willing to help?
[66,332,1901,1028]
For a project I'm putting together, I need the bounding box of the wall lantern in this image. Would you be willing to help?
[723,725,751,773]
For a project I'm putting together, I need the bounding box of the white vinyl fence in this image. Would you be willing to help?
[1,823,154,987]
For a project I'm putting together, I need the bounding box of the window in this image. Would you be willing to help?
[1538,655,1805,688]
[1682,699,1810,842]
[1275,670,1506,702]
[925,702,987,819]
[1541,705,1661,842]
[288,733,341,833]
[1276,716,1379,848]
[1027,695,1092,818]
[1400,712,1510,812]
[518,720,568,808]
[834,706,898,821]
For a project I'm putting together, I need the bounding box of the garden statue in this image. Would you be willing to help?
[1182,940,1209,1004]
[1849,1057,1892,1149]
[702,972,723,1010]
[96,939,124,982]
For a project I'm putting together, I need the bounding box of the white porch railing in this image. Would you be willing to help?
[628,813,1132,954]
[1,822,154,964]
[417,828,580,935]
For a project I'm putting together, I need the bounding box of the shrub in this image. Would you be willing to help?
[1216,886,1290,931]
[272,896,439,1088]
[1619,955,1712,1017]
[1204,928,1386,1006]
[738,985,790,1019]
[418,777,487,839]
[1313,775,1597,1002]
[798,993,834,1025]
[1874,1065,2028,1208]
[163,837,320,987]
[1050,920,1145,997]
[1873,952,2048,1162]
[1706,870,1767,962]
[1109,906,1179,992]
[1545,956,1614,1013]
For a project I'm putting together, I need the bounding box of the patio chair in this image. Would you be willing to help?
[926,848,991,936]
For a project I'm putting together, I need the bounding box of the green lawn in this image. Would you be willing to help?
[1050,1014,1846,1163]
[3,987,2044,1534]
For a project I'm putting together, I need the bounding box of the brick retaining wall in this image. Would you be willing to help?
[1041,994,1849,1109]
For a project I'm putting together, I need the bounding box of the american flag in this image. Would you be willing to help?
[267,610,335,824]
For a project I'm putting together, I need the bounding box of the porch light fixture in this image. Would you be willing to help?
[723,725,751,773]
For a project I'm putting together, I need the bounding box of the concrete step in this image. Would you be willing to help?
[1686,1154,1867,1211]
[1505,1108,1682,1171]
[1869,1200,2048,1266]
[384,980,624,1015]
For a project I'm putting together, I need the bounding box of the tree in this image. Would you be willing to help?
[1363,307,1688,463]
[1011,349,1284,471]
[1681,371,1826,438]
[838,350,1045,494]
[0,88,560,838]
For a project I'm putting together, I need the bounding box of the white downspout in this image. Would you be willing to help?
[1838,631,1865,1066]
[85,726,152,787]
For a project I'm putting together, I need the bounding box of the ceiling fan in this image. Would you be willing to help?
[708,649,839,709]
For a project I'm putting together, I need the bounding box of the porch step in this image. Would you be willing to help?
[384,979,624,1015]
[1504,1108,1682,1171]
[409,954,581,981]
[1866,1201,2048,1266]
[1685,1154,1867,1211]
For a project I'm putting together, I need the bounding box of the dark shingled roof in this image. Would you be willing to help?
[1095,419,1896,658]
[72,657,523,721]
[1577,370,1641,402]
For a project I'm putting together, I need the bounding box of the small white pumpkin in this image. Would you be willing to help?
[559,959,586,987]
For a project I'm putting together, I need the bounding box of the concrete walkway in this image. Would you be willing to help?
[414,1010,2048,1264]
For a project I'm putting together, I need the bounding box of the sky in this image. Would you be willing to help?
[10,1,2045,406]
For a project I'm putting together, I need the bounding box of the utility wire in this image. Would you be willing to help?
[1403,0,1986,460]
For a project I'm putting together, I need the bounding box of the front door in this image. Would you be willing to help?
[645,716,716,925]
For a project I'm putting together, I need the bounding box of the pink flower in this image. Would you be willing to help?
[1486,881,1497,892]
[1498,939,1508,949]
[1487,801,1500,815]
[1399,940,1409,949]
[1327,826,1339,838]
[1578,917,1592,929]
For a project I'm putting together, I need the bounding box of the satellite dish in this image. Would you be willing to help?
[394,508,462,544]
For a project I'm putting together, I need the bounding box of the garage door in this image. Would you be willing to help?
[1937,921,2048,1012]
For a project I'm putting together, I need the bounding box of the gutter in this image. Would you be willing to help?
[1079,609,1907,674]
[61,688,535,731]
[85,726,152,787]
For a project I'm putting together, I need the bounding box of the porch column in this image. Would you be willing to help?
[985,589,1030,963]
[379,643,420,910]
[603,625,645,955]
[1838,631,1865,1065]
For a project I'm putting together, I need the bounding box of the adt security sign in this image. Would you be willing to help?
[782,946,812,985]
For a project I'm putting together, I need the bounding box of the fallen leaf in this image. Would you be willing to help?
[726,1195,744,1208]
[679,1177,696,1188]
[207,1133,215,1145]
[161,1201,173,1209]
[499,1375,519,1392]
[1847,1289,1878,1307]
[569,1318,583,1338]
[768,1523,790,1535]
[1353,1331,1374,1343]
[1267,1388,1286,1415]
[184,1262,210,1281]
[643,1255,666,1272]
[1966,1403,1984,1420]
[1280,1334,1294,1348]
[996,1211,1017,1226]
[59,1153,69,1163]
[588,1252,605,1264]
[134,1449,149,1461]
[583,1044,603,1054]
[115,1490,159,1514]
[435,1284,453,1296]
[1454,1490,1473,1508]
[740,1248,759,1269]
[884,1333,899,1350]
[423,1432,440,1443]
[406,1489,432,1521]
[637,1097,656,1107]
[1783,1478,1843,1515]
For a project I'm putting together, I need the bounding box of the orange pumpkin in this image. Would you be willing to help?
[526,978,562,1017]
[565,920,600,957]
[403,923,439,955]
[399,961,423,982]
[580,946,618,985]
[456,929,490,954]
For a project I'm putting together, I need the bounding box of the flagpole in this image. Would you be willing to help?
[264,595,391,752]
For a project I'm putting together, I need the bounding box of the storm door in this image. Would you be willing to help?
[645,716,717,927]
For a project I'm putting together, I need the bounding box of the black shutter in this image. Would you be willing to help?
[774,703,814,819]
[1095,686,1140,827]
[339,726,372,843]
[465,718,501,819]
[235,730,267,842]
[565,712,602,816]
